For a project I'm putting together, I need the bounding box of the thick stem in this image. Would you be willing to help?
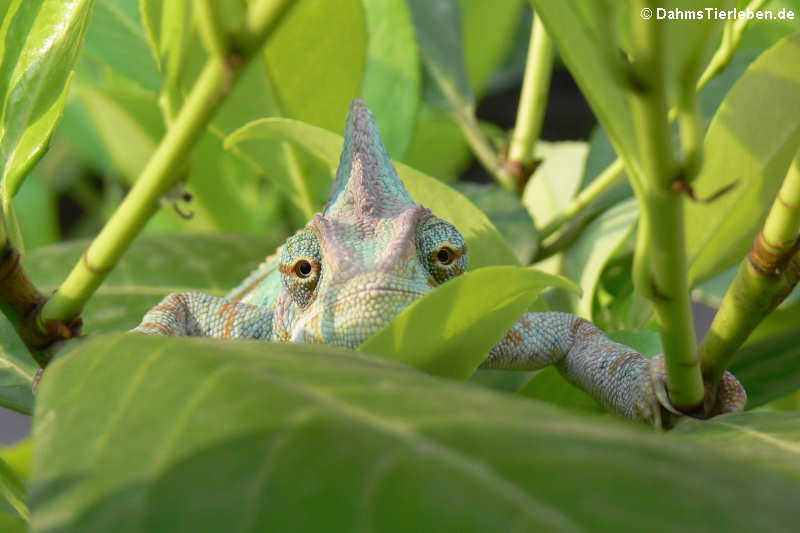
[39,0,295,327]
[507,13,553,167]
[628,0,704,409]
[700,149,800,382]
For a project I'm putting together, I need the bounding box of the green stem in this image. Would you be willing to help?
[699,148,800,383]
[196,0,229,58]
[547,0,766,237]
[628,0,704,409]
[39,0,295,327]
[507,13,553,167]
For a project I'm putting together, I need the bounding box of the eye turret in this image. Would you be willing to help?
[280,230,322,307]
[416,217,467,284]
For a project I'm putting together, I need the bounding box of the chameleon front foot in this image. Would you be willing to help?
[648,354,746,428]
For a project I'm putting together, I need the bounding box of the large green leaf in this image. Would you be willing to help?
[674,412,800,481]
[729,303,800,408]
[31,334,800,532]
[0,311,36,414]
[523,141,589,230]
[454,182,539,264]
[24,234,282,333]
[406,0,472,109]
[359,0,419,158]
[225,117,519,269]
[361,266,577,379]
[76,77,162,183]
[686,33,800,285]
[0,456,27,526]
[0,0,94,200]
[83,0,161,91]
[403,0,520,179]
[264,0,367,133]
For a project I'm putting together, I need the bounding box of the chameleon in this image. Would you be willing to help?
[135,99,745,427]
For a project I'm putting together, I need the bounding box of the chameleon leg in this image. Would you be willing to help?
[134,292,273,339]
[481,312,746,426]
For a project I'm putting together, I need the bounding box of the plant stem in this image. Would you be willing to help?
[546,0,765,237]
[196,0,229,58]
[627,0,704,409]
[39,0,295,327]
[507,13,553,167]
[699,149,800,383]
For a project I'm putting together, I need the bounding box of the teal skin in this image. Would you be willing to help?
[136,99,746,427]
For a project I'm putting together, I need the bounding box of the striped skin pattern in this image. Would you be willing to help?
[136,99,745,426]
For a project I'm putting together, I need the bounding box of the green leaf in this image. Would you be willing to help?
[0,455,28,524]
[83,0,161,92]
[523,141,589,229]
[673,412,800,481]
[563,198,638,320]
[729,303,800,408]
[0,0,94,200]
[76,77,162,183]
[25,233,282,333]
[454,182,538,264]
[264,0,367,133]
[403,0,521,179]
[0,512,26,532]
[0,439,32,482]
[686,33,800,286]
[14,168,58,248]
[0,310,37,415]
[519,329,661,414]
[359,0,419,158]
[225,117,519,269]
[361,266,578,379]
[31,333,800,532]
[406,0,472,109]
[459,0,522,94]
[527,1,636,167]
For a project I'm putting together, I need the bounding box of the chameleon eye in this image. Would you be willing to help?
[294,259,313,279]
[280,229,322,308]
[416,216,467,285]
[436,247,455,265]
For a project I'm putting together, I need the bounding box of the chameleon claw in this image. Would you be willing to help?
[648,354,746,428]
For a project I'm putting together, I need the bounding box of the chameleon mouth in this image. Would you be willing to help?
[290,287,425,347]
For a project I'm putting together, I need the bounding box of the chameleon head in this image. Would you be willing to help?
[272,99,468,348]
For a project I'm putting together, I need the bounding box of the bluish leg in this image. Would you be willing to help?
[482,312,746,426]
[134,292,274,340]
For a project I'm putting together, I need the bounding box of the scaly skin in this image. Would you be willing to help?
[136,99,746,427]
